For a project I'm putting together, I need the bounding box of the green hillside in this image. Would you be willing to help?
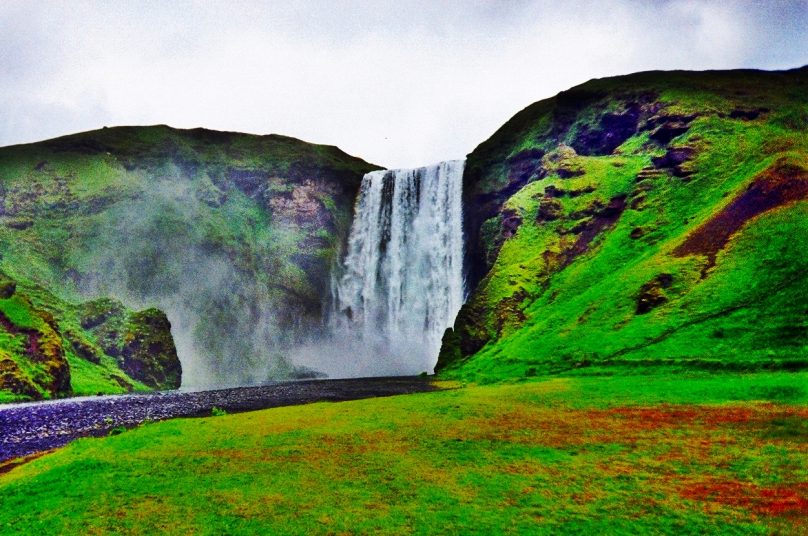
[439,67,808,380]
[0,270,176,402]
[0,125,379,396]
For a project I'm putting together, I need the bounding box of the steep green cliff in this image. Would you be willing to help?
[440,67,808,380]
[0,125,380,392]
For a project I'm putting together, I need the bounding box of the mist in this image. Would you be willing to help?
[70,166,323,389]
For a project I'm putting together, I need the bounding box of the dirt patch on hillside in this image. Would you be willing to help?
[673,160,808,272]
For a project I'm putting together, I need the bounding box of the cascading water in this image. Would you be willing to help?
[328,160,465,375]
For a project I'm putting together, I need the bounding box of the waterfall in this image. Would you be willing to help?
[329,160,465,375]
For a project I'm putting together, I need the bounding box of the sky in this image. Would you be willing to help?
[1,1,807,168]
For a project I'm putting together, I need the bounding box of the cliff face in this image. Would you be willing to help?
[440,67,808,379]
[0,125,380,391]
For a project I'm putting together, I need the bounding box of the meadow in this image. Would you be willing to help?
[1,371,806,535]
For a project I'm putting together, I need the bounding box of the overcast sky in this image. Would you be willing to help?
[1,1,806,168]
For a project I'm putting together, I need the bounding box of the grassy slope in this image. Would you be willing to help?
[442,67,808,381]
[0,273,160,402]
[1,372,806,534]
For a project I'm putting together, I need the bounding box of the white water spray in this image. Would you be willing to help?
[327,160,465,375]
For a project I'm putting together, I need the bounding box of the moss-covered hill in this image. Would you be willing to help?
[439,66,808,380]
[0,269,179,402]
[0,125,380,393]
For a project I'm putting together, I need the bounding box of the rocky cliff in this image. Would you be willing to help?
[0,125,380,393]
[440,67,808,379]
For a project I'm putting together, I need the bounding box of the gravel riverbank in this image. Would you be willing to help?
[0,376,436,463]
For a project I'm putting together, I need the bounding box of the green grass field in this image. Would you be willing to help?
[1,371,806,535]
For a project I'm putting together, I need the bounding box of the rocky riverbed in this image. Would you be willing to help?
[0,376,436,463]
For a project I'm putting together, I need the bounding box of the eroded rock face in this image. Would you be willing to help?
[0,302,70,398]
[572,103,642,155]
[121,309,181,390]
[636,274,674,314]
[0,354,41,399]
[267,180,335,230]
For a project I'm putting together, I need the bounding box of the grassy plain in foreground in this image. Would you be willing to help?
[1,371,806,534]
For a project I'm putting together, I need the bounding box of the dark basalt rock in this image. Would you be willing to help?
[436,327,463,371]
[507,149,545,183]
[0,358,41,399]
[630,227,646,239]
[652,146,696,178]
[647,113,697,145]
[728,108,769,120]
[66,331,100,364]
[0,307,71,397]
[557,166,585,179]
[673,159,808,274]
[0,275,16,299]
[652,146,695,168]
[228,168,266,197]
[568,185,596,197]
[572,103,642,155]
[501,210,523,238]
[5,218,33,230]
[79,298,127,330]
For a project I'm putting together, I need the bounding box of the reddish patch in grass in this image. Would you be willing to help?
[604,406,702,429]
[673,159,808,273]
[681,479,808,518]
[0,450,50,475]
[602,404,807,430]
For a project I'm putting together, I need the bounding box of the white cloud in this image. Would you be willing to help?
[1,0,806,167]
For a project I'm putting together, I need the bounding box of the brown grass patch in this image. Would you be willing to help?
[681,479,808,518]
[673,159,808,271]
